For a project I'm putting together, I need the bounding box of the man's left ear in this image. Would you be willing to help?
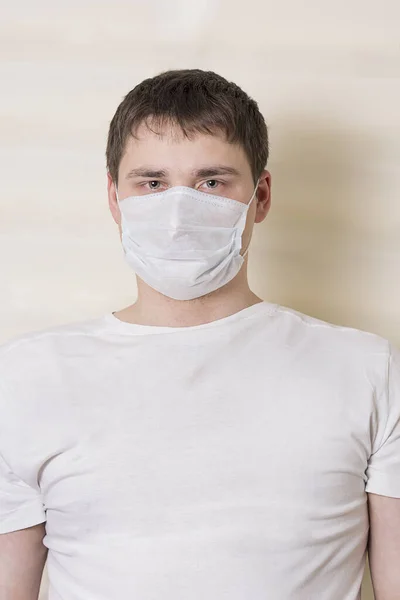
[254,169,271,224]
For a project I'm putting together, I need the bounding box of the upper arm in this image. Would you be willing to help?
[368,494,400,600]
[0,347,48,598]
[0,449,47,599]
[0,523,48,600]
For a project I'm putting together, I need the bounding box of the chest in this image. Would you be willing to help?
[38,357,372,543]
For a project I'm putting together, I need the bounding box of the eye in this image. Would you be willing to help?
[205,180,218,189]
[148,180,161,190]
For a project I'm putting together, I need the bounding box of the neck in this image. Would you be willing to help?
[113,263,263,328]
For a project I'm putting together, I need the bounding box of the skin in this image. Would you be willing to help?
[107,120,272,328]
[0,523,47,599]
[368,494,400,599]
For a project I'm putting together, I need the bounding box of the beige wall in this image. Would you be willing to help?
[1,1,399,598]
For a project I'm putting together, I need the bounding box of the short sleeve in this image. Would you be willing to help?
[365,343,400,498]
[0,451,46,534]
[0,343,47,534]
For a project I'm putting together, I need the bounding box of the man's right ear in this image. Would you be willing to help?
[107,172,120,225]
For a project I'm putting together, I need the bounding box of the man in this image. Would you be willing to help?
[0,69,399,600]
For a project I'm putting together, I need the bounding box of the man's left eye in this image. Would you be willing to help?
[149,181,160,189]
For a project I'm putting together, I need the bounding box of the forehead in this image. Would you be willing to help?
[119,120,252,176]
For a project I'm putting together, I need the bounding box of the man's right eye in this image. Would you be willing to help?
[148,181,160,190]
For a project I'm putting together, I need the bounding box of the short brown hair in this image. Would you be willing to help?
[106,69,269,185]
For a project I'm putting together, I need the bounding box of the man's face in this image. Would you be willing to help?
[108,120,271,254]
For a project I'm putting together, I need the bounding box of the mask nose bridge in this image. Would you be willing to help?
[169,189,184,229]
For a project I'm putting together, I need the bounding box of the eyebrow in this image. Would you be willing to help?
[125,165,241,180]
[194,166,241,178]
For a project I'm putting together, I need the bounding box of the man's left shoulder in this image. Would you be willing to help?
[274,304,391,359]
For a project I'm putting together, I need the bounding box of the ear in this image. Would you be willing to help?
[107,172,121,225]
[254,169,271,224]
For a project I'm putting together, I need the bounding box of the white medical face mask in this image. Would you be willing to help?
[116,182,258,301]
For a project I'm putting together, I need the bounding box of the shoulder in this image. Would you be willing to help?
[273,303,391,357]
[271,304,394,389]
[271,305,399,408]
[0,315,110,372]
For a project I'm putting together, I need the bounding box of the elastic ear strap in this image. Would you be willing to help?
[241,179,260,258]
[247,179,259,208]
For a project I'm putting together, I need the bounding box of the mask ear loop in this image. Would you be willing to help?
[115,184,126,232]
[241,180,259,258]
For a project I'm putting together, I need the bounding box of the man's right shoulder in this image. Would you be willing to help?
[0,315,109,366]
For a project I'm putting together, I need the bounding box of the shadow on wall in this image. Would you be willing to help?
[252,114,386,337]
[254,118,378,600]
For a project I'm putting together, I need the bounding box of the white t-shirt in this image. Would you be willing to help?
[1,301,399,600]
